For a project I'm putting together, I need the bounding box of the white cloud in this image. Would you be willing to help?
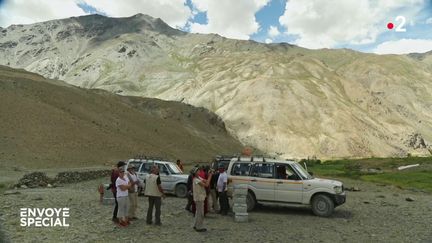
[426,18,432,24]
[0,0,86,27]
[373,39,432,54]
[279,0,425,49]
[268,25,280,38]
[265,38,273,44]
[0,0,192,29]
[189,0,270,40]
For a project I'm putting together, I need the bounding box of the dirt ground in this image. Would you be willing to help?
[1,172,431,243]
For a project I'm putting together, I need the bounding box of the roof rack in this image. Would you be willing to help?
[236,156,268,162]
[133,154,164,161]
[215,154,238,159]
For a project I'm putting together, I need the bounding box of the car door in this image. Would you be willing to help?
[156,163,174,191]
[137,162,151,182]
[274,163,303,203]
[249,163,276,202]
[228,161,253,197]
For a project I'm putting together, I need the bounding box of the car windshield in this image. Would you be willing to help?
[167,163,182,174]
[291,162,312,180]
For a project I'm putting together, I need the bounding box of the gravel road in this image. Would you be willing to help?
[1,176,431,243]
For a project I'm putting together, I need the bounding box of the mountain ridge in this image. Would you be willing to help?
[0,65,244,168]
[1,14,431,159]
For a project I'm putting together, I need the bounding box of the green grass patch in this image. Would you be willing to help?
[305,157,432,192]
[361,171,432,192]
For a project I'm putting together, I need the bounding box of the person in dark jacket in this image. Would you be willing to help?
[209,168,220,213]
[185,167,195,212]
[111,161,126,223]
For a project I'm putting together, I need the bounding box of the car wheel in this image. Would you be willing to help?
[246,190,256,211]
[175,184,187,198]
[311,194,334,217]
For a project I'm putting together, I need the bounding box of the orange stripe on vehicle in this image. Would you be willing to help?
[279,181,303,185]
[230,178,282,184]
[230,178,303,185]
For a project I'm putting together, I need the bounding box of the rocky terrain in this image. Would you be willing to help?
[0,65,243,169]
[1,171,431,243]
[1,14,432,159]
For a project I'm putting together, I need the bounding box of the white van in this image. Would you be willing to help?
[227,157,346,217]
[126,158,189,198]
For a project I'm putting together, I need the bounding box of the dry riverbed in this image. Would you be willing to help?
[1,174,431,243]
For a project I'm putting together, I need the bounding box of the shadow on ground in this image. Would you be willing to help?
[251,204,353,219]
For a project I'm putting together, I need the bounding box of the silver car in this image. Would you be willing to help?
[126,158,189,198]
[227,157,346,217]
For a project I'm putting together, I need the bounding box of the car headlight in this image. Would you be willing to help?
[334,185,343,194]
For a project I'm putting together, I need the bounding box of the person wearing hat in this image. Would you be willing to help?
[126,164,140,220]
[110,161,126,223]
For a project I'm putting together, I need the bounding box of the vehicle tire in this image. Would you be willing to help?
[246,190,257,211]
[175,184,187,198]
[311,194,334,217]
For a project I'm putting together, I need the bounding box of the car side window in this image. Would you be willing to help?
[140,163,151,173]
[276,164,300,180]
[251,163,275,179]
[276,164,297,179]
[158,164,169,175]
[231,162,252,176]
[286,164,301,180]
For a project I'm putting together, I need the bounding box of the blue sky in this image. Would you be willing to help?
[1,0,432,54]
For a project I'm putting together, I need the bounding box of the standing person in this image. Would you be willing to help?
[111,161,126,223]
[217,166,229,215]
[144,165,165,226]
[185,168,195,212]
[193,167,212,232]
[191,164,200,214]
[126,164,140,220]
[116,166,132,227]
[176,159,184,173]
[203,165,211,215]
[209,168,220,213]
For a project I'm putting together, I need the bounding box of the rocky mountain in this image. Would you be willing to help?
[1,14,431,159]
[0,65,243,168]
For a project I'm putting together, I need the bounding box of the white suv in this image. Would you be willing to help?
[227,157,346,217]
[126,158,189,198]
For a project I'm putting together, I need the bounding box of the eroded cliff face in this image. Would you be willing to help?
[0,65,243,168]
[1,14,432,159]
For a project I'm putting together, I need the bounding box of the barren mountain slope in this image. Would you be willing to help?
[0,65,243,168]
[1,14,431,158]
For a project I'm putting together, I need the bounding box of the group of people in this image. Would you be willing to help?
[110,161,165,227]
[186,165,229,232]
[109,160,229,232]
